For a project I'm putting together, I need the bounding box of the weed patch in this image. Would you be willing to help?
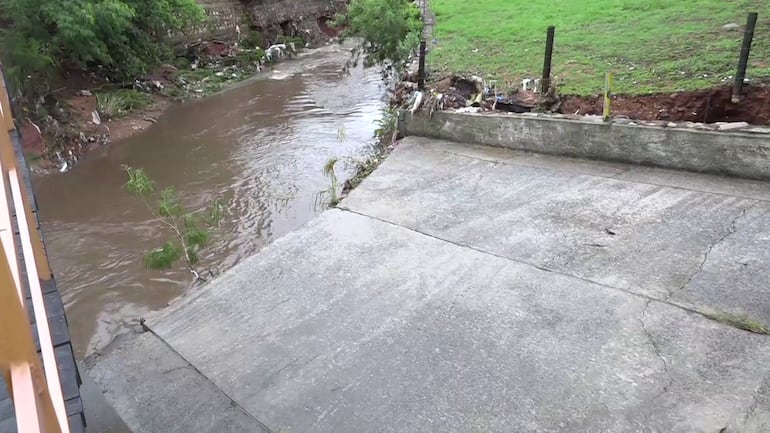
[96,89,152,120]
[704,311,769,334]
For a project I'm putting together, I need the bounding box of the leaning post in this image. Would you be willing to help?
[541,26,555,95]
[732,12,758,103]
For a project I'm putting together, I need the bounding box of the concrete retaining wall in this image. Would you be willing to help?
[402,111,770,180]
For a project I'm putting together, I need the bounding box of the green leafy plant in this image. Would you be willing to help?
[374,107,399,144]
[1,34,57,98]
[281,35,306,50]
[123,165,222,282]
[342,108,400,194]
[242,31,264,49]
[323,157,340,206]
[337,0,423,69]
[0,0,206,98]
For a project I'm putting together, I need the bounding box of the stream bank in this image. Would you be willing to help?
[22,28,345,173]
[34,43,386,358]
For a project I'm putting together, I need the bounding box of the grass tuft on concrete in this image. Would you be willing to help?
[704,311,769,334]
[428,0,770,95]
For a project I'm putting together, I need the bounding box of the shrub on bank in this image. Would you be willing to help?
[0,0,205,98]
[337,0,423,68]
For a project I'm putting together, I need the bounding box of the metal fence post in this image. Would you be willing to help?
[732,12,758,103]
[541,26,555,94]
[418,40,427,90]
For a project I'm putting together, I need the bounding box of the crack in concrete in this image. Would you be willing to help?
[160,365,190,375]
[667,203,756,300]
[741,374,770,427]
[638,299,673,404]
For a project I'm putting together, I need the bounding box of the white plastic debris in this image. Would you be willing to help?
[521,78,540,92]
[411,91,424,113]
[718,121,749,131]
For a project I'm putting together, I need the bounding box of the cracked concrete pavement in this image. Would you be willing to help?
[89,137,770,433]
[343,138,770,325]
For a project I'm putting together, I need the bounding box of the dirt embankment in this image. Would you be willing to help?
[561,85,770,125]
[19,94,171,163]
[396,75,770,127]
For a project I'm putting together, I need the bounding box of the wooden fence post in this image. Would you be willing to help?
[603,73,613,121]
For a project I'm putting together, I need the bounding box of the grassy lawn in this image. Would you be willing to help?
[428,0,770,95]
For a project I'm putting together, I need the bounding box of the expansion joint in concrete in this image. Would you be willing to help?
[337,206,769,337]
[141,325,277,433]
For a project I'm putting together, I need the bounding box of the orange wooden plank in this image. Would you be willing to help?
[9,168,70,433]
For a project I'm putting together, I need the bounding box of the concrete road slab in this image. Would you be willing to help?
[90,138,770,433]
[87,333,271,433]
[343,137,770,326]
[139,209,770,433]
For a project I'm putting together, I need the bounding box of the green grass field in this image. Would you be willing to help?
[428,0,770,95]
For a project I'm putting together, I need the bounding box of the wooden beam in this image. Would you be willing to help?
[0,246,62,433]
[9,168,70,433]
[0,67,66,433]
[0,77,51,281]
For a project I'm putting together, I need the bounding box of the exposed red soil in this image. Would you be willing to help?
[20,120,45,155]
[65,93,171,144]
[21,93,171,168]
[561,84,770,125]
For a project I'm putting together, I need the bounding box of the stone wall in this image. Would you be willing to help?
[184,0,246,41]
[180,0,341,43]
[240,0,336,28]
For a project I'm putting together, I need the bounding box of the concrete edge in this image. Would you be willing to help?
[84,331,275,433]
[400,111,770,180]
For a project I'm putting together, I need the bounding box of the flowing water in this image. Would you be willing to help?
[33,45,385,358]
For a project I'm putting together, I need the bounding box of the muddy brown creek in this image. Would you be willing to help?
[33,45,385,358]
